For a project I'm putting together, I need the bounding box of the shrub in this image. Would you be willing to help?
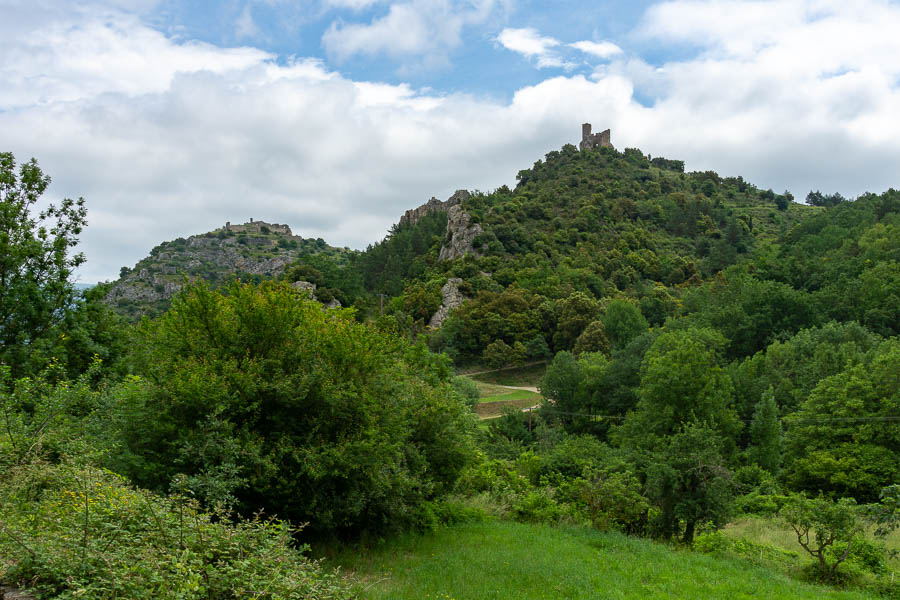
[120,280,476,538]
[0,461,352,599]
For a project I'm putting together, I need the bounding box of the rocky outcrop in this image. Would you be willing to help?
[400,190,470,227]
[104,223,351,320]
[1,585,37,600]
[438,204,483,262]
[428,277,466,329]
[291,280,341,309]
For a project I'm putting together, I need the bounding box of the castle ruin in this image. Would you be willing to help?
[579,123,613,151]
[224,219,292,235]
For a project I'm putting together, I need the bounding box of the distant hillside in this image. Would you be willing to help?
[105,220,354,320]
[105,142,820,340]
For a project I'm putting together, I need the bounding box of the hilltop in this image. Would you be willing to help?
[105,219,353,319]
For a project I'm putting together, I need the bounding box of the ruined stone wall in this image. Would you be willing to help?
[579,123,613,151]
[224,220,293,235]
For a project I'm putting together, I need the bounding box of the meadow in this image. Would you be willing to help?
[330,521,881,600]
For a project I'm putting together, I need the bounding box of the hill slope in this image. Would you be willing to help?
[105,220,354,319]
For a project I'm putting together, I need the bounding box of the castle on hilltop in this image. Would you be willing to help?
[580,123,613,151]
[224,218,292,235]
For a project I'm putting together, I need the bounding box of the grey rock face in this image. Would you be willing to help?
[106,234,297,308]
[438,204,483,262]
[428,277,466,329]
[291,280,341,309]
[1,586,37,600]
[400,189,470,227]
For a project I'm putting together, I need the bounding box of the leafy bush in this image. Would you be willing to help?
[450,375,481,409]
[0,461,352,599]
[118,280,476,538]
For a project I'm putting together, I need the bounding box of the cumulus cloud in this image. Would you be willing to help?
[495,27,572,68]
[322,0,505,62]
[618,0,900,189]
[3,0,900,283]
[569,40,623,59]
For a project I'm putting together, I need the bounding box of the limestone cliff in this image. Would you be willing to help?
[105,224,351,320]
[428,277,466,329]
[400,190,470,226]
[438,204,483,262]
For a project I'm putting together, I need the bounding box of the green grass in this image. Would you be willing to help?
[479,389,541,404]
[725,515,900,573]
[470,379,514,398]
[329,521,878,599]
[468,363,546,387]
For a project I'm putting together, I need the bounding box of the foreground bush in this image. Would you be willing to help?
[0,460,352,599]
[118,280,475,537]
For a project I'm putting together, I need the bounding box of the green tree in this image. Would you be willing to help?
[748,387,782,473]
[602,299,649,350]
[644,424,735,544]
[120,280,475,537]
[784,340,900,501]
[782,493,865,580]
[573,321,610,355]
[553,292,600,350]
[0,153,87,375]
[617,328,739,443]
[540,351,583,415]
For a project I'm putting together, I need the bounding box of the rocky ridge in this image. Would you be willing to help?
[428,277,466,329]
[105,224,350,320]
[438,204,483,262]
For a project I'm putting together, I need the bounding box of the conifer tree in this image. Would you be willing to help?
[750,387,782,473]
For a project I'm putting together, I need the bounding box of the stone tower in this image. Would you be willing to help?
[580,123,613,151]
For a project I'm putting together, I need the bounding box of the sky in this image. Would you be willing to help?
[2,0,900,283]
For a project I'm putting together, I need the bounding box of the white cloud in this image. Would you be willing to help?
[4,0,900,284]
[496,27,575,69]
[322,0,506,62]
[320,0,383,9]
[235,4,261,39]
[569,40,622,59]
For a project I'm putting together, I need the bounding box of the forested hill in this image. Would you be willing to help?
[341,142,827,363]
[102,141,898,370]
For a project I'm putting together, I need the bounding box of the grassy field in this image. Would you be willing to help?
[479,389,541,404]
[467,363,547,387]
[724,515,900,574]
[329,521,879,599]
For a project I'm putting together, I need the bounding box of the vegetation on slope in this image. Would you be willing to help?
[331,521,878,600]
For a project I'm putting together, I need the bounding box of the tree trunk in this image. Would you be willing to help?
[682,520,696,545]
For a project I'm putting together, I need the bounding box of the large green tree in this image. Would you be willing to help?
[0,153,86,375]
[117,280,475,537]
[784,340,900,501]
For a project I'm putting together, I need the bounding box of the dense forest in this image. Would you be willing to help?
[2,143,899,598]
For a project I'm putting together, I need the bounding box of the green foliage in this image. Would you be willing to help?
[553,292,600,350]
[573,320,609,355]
[643,424,736,544]
[783,340,900,502]
[602,299,649,350]
[749,387,782,473]
[782,493,867,580]
[0,461,352,599]
[120,280,475,537]
[0,153,87,377]
[617,327,739,443]
[450,375,481,409]
[569,466,649,534]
